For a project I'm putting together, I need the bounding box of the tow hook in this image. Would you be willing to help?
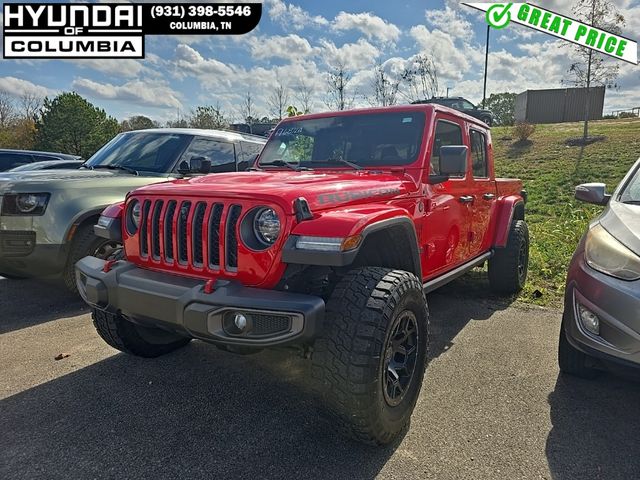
[203,279,216,294]
[102,260,118,273]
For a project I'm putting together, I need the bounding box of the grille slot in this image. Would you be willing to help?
[177,201,192,265]
[225,205,242,270]
[208,204,224,268]
[192,202,207,267]
[139,200,151,257]
[251,314,291,336]
[151,201,164,260]
[164,201,177,262]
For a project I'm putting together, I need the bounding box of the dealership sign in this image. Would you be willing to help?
[463,2,638,65]
[3,3,262,59]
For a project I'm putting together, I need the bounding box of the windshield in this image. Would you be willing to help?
[620,165,640,203]
[259,111,426,169]
[85,132,192,173]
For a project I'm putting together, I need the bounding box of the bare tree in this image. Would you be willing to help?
[565,0,624,141]
[0,91,15,128]
[400,54,440,102]
[238,91,257,126]
[325,62,354,111]
[369,63,401,107]
[267,78,290,120]
[293,79,314,113]
[19,92,42,120]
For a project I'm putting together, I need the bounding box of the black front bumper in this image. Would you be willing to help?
[75,256,325,347]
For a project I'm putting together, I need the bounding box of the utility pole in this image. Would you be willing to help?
[482,24,490,108]
[446,87,451,98]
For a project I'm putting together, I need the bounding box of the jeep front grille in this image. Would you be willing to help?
[137,199,243,272]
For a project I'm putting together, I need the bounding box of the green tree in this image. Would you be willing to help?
[188,105,228,130]
[35,92,119,158]
[485,92,517,126]
[120,115,158,131]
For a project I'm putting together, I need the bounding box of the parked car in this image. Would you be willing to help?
[0,129,266,289]
[412,97,494,126]
[76,104,529,445]
[0,149,81,171]
[9,159,84,172]
[559,158,640,377]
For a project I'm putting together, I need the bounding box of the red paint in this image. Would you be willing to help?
[203,279,216,294]
[100,201,124,219]
[113,104,524,288]
[102,260,117,273]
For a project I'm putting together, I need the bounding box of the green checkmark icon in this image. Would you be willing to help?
[486,2,513,29]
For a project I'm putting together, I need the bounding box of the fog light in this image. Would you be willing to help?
[578,304,600,335]
[234,314,248,331]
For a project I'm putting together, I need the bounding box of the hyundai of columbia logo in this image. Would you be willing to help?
[3,4,144,59]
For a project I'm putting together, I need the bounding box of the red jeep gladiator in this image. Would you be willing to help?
[76,104,528,444]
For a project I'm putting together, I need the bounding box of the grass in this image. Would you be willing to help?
[492,118,640,306]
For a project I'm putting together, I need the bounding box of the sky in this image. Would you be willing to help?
[0,0,638,123]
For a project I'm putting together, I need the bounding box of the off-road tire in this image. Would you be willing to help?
[558,326,599,379]
[63,225,122,294]
[312,267,429,445]
[488,219,529,294]
[482,116,493,126]
[92,309,191,358]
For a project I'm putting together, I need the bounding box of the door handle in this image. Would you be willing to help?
[459,195,474,204]
[483,193,496,201]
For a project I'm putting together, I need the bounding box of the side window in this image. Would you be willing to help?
[0,153,33,170]
[470,130,488,178]
[180,138,236,169]
[462,101,476,110]
[430,121,463,176]
[33,155,60,162]
[238,142,263,171]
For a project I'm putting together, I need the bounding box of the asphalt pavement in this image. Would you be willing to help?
[1,275,639,480]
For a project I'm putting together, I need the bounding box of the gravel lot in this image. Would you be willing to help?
[1,276,639,480]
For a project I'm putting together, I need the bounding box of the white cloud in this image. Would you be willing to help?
[174,44,235,78]
[248,34,314,60]
[332,12,401,45]
[72,78,182,109]
[66,59,145,78]
[0,76,53,98]
[425,6,472,39]
[267,0,329,30]
[320,39,381,70]
[410,26,473,81]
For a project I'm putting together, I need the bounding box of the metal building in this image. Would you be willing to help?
[514,86,605,124]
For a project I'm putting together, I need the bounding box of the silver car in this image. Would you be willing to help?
[560,158,640,377]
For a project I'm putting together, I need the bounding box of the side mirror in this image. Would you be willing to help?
[190,156,211,174]
[178,156,211,174]
[439,145,468,176]
[575,183,611,206]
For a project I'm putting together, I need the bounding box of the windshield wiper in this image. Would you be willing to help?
[308,159,363,170]
[92,165,139,176]
[260,160,310,171]
[622,200,640,205]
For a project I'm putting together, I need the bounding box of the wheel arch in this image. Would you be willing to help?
[492,196,525,248]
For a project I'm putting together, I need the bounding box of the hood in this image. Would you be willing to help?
[601,201,640,255]
[0,169,170,193]
[134,170,418,214]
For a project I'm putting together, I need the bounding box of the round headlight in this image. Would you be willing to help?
[16,194,41,213]
[126,200,141,234]
[254,208,280,245]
